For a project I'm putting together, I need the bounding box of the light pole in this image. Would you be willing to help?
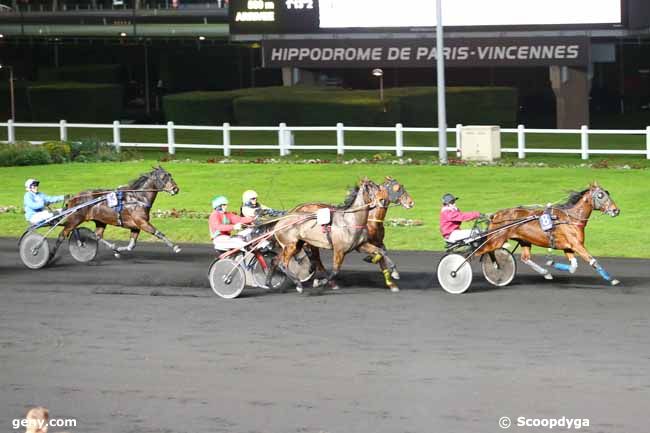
[436,0,448,164]
[372,68,384,102]
[0,64,15,121]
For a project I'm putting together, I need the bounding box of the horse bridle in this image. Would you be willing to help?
[591,188,616,215]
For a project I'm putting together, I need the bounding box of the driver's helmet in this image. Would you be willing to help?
[211,195,228,209]
[242,190,258,204]
[442,193,458,205]
[25,178,40,190]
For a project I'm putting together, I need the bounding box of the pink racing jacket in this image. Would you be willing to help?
[439,205,480,239]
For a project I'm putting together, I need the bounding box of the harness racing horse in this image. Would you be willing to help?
[290,177,414,292]
[53,166,182,258]
[475,182,621,285]
[273,178,390,293]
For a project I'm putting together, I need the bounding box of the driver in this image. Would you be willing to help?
[23,178,65,225]
[209,195,255,251]
[439,193,481,243]
[240,189,285,218]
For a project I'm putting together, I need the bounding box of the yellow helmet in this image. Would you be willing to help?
[242,190,258,203]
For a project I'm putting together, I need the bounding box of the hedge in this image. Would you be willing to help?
[162,86,517,127]
[28,82,123,122]
[37,64,122,84]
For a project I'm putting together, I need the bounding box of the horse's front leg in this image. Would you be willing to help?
[357,242,399,292]
[138,220,181,253]
[572,244,620,286]
[546,250,578,274]
[116,229,140,253]
[276,241,304,293]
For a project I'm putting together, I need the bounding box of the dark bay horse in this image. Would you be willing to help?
[54,166,181,257]
[273,178,390,293]
[475,182,621,285]
[291,177,414,292]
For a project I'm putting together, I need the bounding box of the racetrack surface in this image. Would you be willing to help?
[1,238,649,433]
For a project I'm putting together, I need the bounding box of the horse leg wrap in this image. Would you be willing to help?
[589,259,612,282]
[99,238,117,251]
[370,252,383,264]
[553,258,578,274]
[383,269,392,285]
[522,258,552,279]
[154,230,175,249]
[117,238,136,252]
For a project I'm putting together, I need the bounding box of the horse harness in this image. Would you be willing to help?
[106,190,152,226]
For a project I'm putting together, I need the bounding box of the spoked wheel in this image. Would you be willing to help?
[68,227,98,263]
[19,232,51,270]
[436,253,473,294]
[481,247,517,287]
[251,251,288,290]
[288,248,314,283]
[209,258,245,299]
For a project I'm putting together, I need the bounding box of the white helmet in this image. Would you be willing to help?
[25,178,39,190]
[242,190,258,203]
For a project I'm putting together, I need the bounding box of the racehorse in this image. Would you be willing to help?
[290,177,414,292]
[475,182,621,285]
[53,166,181,257]
[273,178,390,293]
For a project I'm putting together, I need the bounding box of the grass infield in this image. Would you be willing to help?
[0,161,647,258]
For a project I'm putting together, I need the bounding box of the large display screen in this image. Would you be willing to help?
[319,0,622,28]
[230,0,623,34]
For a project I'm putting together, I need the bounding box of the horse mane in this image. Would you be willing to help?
[127,170,156,189]
[557,189,589,209]
[337,185,360,209]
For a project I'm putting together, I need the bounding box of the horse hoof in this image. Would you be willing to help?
[611,279,620,286]
[391,271,401,280]
[390,286,400,293]
[113,252,121,259]
[545,260,554,267]
[173,246,182,254]
[543,273,553,280]
[295,284,303,294]
[329,283,340,291]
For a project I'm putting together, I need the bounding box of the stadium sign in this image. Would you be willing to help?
[262,38,590,68]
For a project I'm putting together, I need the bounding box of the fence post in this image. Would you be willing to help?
[395,123,403,157]
[455,123,462,157]
[646,126,650,160]
[167,121,175,155]
[336,122,345,155]
[517,124,526,159]
[580,125,589,160]
[112,120,121,152]
[223,122,231,157]
[7,119,15,143]
[278,123,287,156]
[59,120,68,141]
[285,128,292,155]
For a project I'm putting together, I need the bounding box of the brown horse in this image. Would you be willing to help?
[273,178,390,293]
[291,177,414,292]
[475,182,621,285]
[53,166,181,258]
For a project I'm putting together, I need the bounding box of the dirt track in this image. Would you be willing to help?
[1,238,650,433]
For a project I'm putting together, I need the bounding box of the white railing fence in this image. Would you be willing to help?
[2,120,650,160]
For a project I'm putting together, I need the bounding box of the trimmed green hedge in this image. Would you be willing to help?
[37,64,122,84]
[162,91,238,125]
[28,82,123,122]
[163,86,517,127]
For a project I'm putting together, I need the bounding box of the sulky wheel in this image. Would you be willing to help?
[436,253,473,294]
[251,251,288,290]
[481,247,517,287]
[19,232,51,270]
[209,258,245,299]
[288,248,314,283]
[68,227,99,263]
